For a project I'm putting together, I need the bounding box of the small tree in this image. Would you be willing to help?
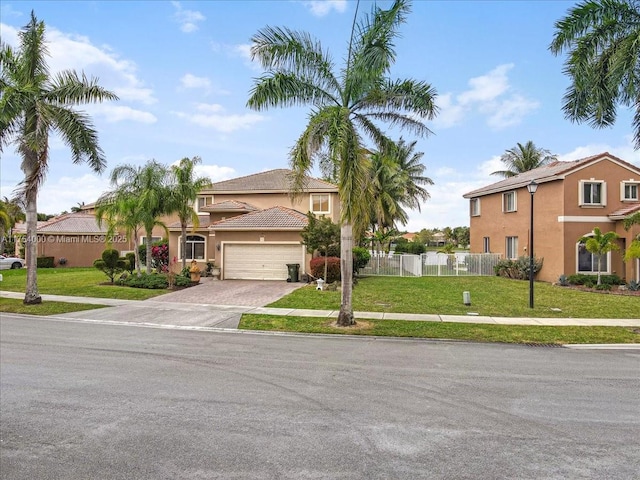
[623,212,640,263]
[94,249,126,284]
[578,227,620,285]
[300,213,340,281]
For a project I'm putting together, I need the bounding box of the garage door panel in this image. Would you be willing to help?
[224,244,303,280]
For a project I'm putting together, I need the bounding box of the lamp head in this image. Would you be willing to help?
[527,180,538,194]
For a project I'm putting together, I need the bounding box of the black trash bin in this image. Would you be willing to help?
[286,263,300,282]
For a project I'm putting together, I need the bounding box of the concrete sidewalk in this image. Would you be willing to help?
[2,290,639,327]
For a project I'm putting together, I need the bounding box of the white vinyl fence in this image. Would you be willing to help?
[360,252,502,277]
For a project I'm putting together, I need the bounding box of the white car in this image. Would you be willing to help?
[0,255,25,270]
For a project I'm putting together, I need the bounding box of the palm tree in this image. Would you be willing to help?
[491,141,557,178]
[247,0,438,326]
[168,156,211,271]
[0,203,11,255]
[549,0,640,149]
[107,160,171,274]
[578,227,620,285]
[95,194,145,275]
[367,138,433,235]
[0,12,117,304]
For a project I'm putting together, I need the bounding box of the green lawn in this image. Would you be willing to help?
[0,268,169,300]
[0,297,107,315]
[240,314,640,344]
[266,276,639,319]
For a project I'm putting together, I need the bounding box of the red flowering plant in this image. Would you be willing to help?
[151,243,169,273]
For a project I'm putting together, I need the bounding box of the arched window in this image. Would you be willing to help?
[180,235,205,260]
[576,236,609,274]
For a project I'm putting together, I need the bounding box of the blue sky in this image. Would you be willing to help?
[1,0,638,230]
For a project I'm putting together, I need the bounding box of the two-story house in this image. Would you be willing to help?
[167,169,340,280]
[463,152,640,283]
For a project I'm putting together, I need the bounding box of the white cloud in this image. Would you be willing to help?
[173,104,266,133]
[303,0,348,17]
[38,174,112,215]
[458,64,513,105]
[486,94,540,129]
[171,1,205,33]
[180,73,211,90]
[1,23,157,106]
[433,64,539,130]
[88,104,157,124]
[194,165,236,183]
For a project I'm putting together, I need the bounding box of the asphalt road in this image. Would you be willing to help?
[1,315,639,480]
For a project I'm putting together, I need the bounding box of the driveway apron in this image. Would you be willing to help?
[50,278,306,329]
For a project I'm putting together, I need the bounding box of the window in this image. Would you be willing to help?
[579,180,606,206]
[505,236,518,259]
[621,181,639,201]
[483,237,490,253]
[311,194,330,214]
[180,235,205,260]
[502,191,517,212]
[197,196,213,212]
[577,242,609,274]
[471,198,480,216]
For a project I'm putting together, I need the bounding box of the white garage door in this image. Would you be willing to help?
[223,243,304,280]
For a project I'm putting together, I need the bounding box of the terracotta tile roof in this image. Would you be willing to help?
[199,200,258,213]
[11,221,47,234]
[23,213,108,234]
[608,204,640,219]
[168,215,211,230]
[209,206,308,230]
[202,169,337,193]
[463,152,640,198]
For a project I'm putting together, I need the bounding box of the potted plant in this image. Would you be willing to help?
[205,261,220,279]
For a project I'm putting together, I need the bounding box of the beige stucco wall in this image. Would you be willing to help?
[25,233,132,267]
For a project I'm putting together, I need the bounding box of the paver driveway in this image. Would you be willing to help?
[151,277,306,307]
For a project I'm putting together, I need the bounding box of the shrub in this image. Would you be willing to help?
[494,256,543,280]
[353,247,371,274]
[94,249,127,284]
[151,243,169,272]
[124,252,136,273]
[595,283,612,291]
[567,273,624,286]
[627,280,640,291]
[36,256,55,268]
[124,273,168,289]
[174,275,191,287]
[310,256,341,283]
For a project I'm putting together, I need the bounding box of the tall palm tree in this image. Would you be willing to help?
[579,227,620,285]
[168,156,211,271]
[549,0,640,149]
[107,160,171,274]
[247,0,438,326]
[491,141,557,178]
[0,12,117,304]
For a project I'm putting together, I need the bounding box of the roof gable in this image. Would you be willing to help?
[463,152,640,198]
[209,206,308,230]
[203,169,337,193]
[34,213,107,234]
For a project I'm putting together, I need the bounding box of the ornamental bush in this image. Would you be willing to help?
[494,256,543,280]
[310,256,341,283]
[94,249,126,284]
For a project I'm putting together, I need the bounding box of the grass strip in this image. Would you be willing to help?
[0,297,108,316]
[239,314,640,345]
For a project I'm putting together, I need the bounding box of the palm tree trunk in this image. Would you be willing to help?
[23,188,41,304]
[337,222,355,326]
[181,224,187,271]
[146,231,153,274]
[597,255,602,285]
[0,226,5,255]
[133,230,142,276]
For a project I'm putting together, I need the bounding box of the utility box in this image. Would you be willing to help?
[286,263,300,282]
[463,291,471,306]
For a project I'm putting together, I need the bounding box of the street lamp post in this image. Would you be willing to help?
[527,180,538,308]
